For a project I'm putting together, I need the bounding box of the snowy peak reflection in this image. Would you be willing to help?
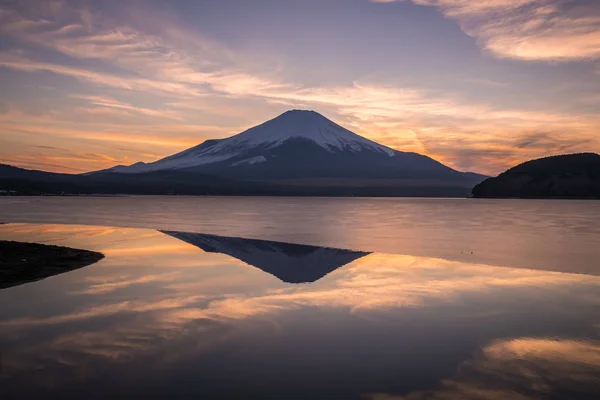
[160,231,370,283]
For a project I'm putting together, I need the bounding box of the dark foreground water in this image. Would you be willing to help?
[0,222,599,399]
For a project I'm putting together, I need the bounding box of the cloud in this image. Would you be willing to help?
[413,128,597,173]
[77,272,184,295]
[0,3,288,99]
[247,82,600,174]
[0,224,598,387]
[369,338,600,399]
[0,0,599,175]
[0,53,207,96]
[1,251,592,330]
[0,296,206,328]
[374,0,600,61]
[71,95,183,120]
[0,104,237,172]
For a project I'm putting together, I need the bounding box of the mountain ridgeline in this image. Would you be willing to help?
[2,110,487,197]
[102,110,485,183]
[472,153,600,199]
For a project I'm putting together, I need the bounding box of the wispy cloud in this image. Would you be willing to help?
[0,0,599,174]
[375,0,600,61]
[248,82,600,173]
[71,94,183,120]
[369,338,600,399]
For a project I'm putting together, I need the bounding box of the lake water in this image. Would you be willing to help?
[2,196,600,274]
[0,197,599,399]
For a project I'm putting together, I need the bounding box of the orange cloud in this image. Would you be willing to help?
[377,0,600,61]
[369,338,600,399]
[0,1,599,175]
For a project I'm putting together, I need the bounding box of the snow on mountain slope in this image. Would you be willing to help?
[107,110,396,174]
[223,109,394,155]
[231,156,267,167]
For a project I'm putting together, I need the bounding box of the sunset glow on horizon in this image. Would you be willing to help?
[1,0,600,175]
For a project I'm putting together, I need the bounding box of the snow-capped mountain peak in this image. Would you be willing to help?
[229,109,394,155]
[105,110,396,174]
[94,108,487,188]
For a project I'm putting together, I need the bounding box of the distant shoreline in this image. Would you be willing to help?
[2,193,599,200]
[0,193,128,197]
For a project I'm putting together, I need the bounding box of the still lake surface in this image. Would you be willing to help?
[0,197,599,399]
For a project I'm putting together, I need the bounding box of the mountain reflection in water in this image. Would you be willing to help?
[161,230,371,283]
[0,223,598,400]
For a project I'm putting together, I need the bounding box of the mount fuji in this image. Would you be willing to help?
[2,110,487,196]
[99,110,486,187]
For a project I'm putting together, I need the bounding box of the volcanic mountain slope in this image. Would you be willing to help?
[0,163,278,195]
[102,110,486,185]
[161,230,370,284]
[0,162,476,197]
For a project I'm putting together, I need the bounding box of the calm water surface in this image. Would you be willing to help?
[0,221,599,399]
[2,196,600,274]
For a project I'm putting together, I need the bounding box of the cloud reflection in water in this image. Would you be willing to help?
[0,224,598,399]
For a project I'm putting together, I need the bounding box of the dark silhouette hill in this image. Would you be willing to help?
[472,153,600,199]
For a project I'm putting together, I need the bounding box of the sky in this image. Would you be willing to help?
[0,0,599,175]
